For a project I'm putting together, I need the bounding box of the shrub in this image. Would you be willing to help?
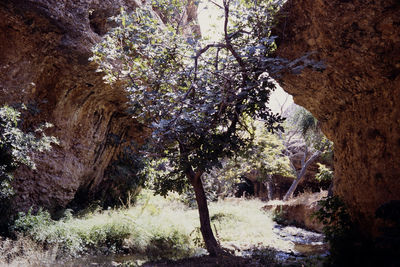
[146,229,193,260]
[12,208,53,233]
[12,209,135,257]
[313,196,357,266]
[315,163,333,182]
[0,105,57,234]
[312,196,400,266]
[11,195,196,260]
[272,206,288,225]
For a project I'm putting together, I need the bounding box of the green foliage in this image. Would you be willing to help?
[0,105,58,171]
[314,196,356,266]
[290,107,318,138]
[12,208,53,233]
[150,0,190,26]
[207,121,293,184]
[174,122,293,203]
[9,191,290,261]
[314,196,352,242]
[91,0,286,196]
[146,229,192,260]
[0,105,58,233]
[190,226,204,248]
[315,163,333,181]
[283,105,334,198]
[13,209,133,257]
[205,123,293,198]
[241,122,294,180]
[0,105,58,199]
[287,106,333,155]
[210,212,238,223]
[271,206,287,225]
[12,192,196,259]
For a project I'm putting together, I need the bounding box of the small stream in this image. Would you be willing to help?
[271,224,328,262]
[227,224,328,264]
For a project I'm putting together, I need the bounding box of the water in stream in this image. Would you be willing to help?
[271,224,328,262]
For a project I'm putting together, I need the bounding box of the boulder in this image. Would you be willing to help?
[264,191,327,233]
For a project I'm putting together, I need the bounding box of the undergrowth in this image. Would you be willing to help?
[5,190,309,266]
[315,196,400,267]
[10,191,198,261]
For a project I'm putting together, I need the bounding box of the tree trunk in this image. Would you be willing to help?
[188,171,221,256]
[266,174,273,200]
[254,181,260,197]
[327,181,334,197]
[283,176,302,201]
[283,151,321,201]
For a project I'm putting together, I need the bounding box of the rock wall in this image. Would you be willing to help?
[263,191,328,233]
[0,0,198,213]
[274,0,400,236]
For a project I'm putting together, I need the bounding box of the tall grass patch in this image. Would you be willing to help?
[10,190,298,264]
[12,191,198,260]
[209,198,276,246]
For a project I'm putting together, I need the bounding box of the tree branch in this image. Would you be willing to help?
[297,150,321,180]
[208,0,223,9]
[223,0,245,69]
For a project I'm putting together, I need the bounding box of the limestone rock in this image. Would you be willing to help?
[264,192,327,233]
[0,0,197,213]
[274,0,400,237]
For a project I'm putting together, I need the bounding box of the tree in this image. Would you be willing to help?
[243,122,294,199]
[91,0,295,255]
[219,121,293,199]
[281,105,333,201]
[191,120,293,201]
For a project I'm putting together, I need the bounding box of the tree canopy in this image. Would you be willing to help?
[91,0,285,191]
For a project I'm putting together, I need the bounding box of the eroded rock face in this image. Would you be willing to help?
[263,191,328,233]
[0,0,197,213]
[274,0,400,236]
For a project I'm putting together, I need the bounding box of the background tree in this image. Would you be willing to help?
[184,120,293,202]
[241,121,293,199]
[281,105,333,201]
[91,0,296,255]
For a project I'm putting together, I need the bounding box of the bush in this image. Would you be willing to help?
[314,196,400,266]
[313,196,360,266]
[146,229,193,260]
[12,209,135,257]
[12,208,53,233]
[315,163,333,182]
[272,206,288,225]
[11,195,196,260]
[0,105,57,234]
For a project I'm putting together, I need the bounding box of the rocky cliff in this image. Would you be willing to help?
[0,0,198,213]
[275,0,400,237]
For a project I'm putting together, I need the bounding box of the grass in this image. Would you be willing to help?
[11,190,198,261]
[209,198,275,244]
[1,190,324,266]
